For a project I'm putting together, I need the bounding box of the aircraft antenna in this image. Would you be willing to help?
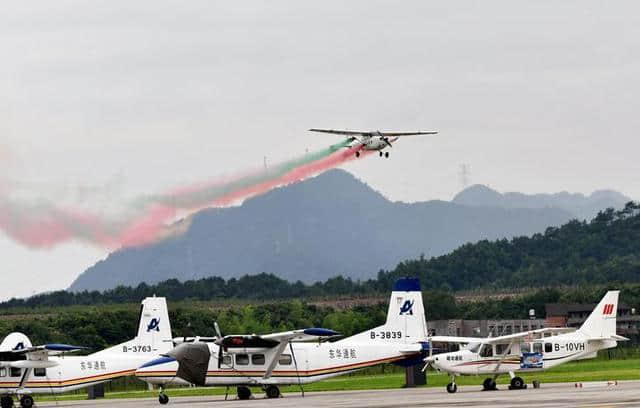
[459,163,470,189]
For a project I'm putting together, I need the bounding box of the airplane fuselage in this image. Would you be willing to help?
[0,353,157,396]
[431,332,616,376]
[137,339,420,386]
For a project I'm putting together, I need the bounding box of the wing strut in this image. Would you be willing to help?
[289,342,304,398]
[262,341,289,380]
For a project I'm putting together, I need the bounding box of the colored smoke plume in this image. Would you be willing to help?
[0,142,368,250]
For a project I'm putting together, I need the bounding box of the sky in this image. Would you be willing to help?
[1,1,639,300]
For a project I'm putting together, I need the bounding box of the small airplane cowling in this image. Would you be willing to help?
[167,342,210,386]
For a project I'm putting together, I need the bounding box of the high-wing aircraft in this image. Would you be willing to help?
[136,278,429,403]
[425,291,628,393]
[309,128,438,158]
[0,297,173,408]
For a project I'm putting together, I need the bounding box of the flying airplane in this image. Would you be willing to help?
[135,278,429,403]
[0,297,173,408]
[425,291,627,393]
[308,128,438,158]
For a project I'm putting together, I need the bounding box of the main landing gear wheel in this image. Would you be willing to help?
[237,386,252,400]
[19,396,33,408]
[446,382,457,393]
[0,396,13,408]
[355,151,360,158]
[265,385,281,399]
[385,152,389,158]
[509,376,526,390]
[158,393,169,405]
[379,151,383,157]
[482,378,497,391]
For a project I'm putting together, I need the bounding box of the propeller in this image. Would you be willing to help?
[422,340,435,372]
[382,137,393,148]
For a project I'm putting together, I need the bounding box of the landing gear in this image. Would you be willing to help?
[482,377,497,391]
[385,152,389,158]
[446,382,457,393]
[19,396,33,408]
[264,385,281,399]
[355,151,361,158]
[379,151,383,157]
[158,392,169,405]
[237,386,252,400]
[509,376,526,390]
[0,396,13,408]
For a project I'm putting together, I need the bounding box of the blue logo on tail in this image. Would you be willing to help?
[147,318,160,332]
[13,342,25,350]
[399,300,414,315]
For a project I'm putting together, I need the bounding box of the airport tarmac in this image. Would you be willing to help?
[38,381,640,408]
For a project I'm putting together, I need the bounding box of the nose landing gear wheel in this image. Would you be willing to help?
[237,386,252,400]
[509,376,526,390]
[19,396,33,408]
[265,385,281,398]
[446,382,457,393]
[0,396,14,408]
[158,393,169,405]
[482,378,497,391]
[355,151,360,158]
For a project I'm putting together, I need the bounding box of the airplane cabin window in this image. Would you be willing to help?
[236,354,249,365]
[545,343,553,353]
[521,343,531,353]
[495,344,510,355]
[468,343,481,353]
[10,367,22,377]
[533,343,543,353]
[252,354,265,365]
[0,368,6,377]
[278,354,292,365]
[479,344,493,358]
[222,355,232,366]
[34,368,47,377]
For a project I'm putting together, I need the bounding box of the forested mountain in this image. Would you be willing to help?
[70,170,573,291]
[453,184,630,221]
[7,201,639,309]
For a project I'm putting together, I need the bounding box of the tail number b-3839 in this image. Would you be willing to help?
[370,331,402,340]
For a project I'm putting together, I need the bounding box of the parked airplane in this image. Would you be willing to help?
[425,291,627,393]
[0,297,172,408]
[309,129,438,158]
[136,278,429,403]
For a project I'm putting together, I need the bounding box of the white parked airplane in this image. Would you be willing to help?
[136,278,429,403]
[425,291,628,393]
[0,297,173,408]
[308,129,438,158]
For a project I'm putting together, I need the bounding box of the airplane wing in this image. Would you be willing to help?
[309,129,438,137]
[0,344,88,370]
[430,328,575,345]
[260,328,340,343]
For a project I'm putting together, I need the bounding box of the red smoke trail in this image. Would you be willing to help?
[0,145,371,250]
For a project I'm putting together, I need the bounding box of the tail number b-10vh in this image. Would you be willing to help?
[555,342,585,352]
[370,331,402,340]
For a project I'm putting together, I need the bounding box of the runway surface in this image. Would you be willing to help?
[38,381,640,408]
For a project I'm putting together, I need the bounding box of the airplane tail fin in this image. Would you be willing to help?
[347,278,428,343]
[0,332,32,351]
[579,291,619,339]
[94,296,173,356]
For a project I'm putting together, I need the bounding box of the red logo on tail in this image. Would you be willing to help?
[603,304,615,315]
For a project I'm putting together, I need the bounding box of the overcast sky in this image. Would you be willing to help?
[1,1,639,300]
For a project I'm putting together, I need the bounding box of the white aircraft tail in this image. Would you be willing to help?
[579,291,619,339]
[93,296,173,356]
[347,278,428,343]
[0,332,32,351]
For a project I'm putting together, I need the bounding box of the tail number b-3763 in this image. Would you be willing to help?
[370,331,402,340]
[122,345,153,353]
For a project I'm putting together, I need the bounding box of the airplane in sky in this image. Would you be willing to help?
[0,297,173,408]
[425,291,627,393]
[308,129,438,158]
[135,278,429,403]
